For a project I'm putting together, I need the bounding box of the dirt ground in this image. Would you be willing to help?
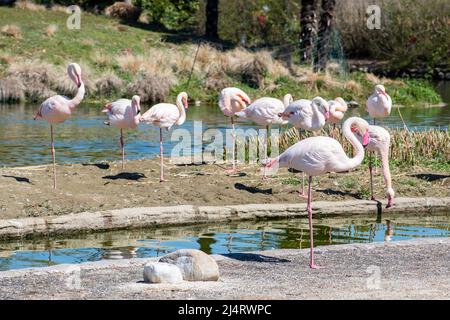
[0,158,449,219]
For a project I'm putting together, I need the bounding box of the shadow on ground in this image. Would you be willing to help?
[223,253,290,263]
[234,183,272,195]
[103,172,146,181]
[411,173,450,182]
[82,163,110,170]
[315,188,361,199]
[2,175,31,184]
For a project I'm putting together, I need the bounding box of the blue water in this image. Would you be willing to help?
[0,214,448,271]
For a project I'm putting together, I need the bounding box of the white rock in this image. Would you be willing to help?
[159,249,219,281]
[143,262,183,284]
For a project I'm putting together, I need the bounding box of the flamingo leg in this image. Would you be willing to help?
[263,125,269,179]
[50,124,56,189]
[159,128,164,182]
[120,128,124,170]
[369,152,375,201]
[307,176,321,269]
[298,172,307,198]
[227,117,237,174]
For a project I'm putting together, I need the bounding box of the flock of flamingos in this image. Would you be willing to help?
[34,63,395,269]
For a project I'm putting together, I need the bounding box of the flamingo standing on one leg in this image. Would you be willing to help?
[234,95,289,178]
[366,84,392,176]
[264,117,370,268]
[353,124,395,208]
[366,84,392,125]
[102,95,141,170]
[279,96,330,196]
[34,63,85,189]
[218,87,251,174]
[327,97,348,137]
[140,92,188,182]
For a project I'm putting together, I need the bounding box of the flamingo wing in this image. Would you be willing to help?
[141,103,179,128]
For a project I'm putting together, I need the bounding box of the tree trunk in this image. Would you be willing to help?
[205,0,219,39]
[314,0,336,71]
[299,0,318,64]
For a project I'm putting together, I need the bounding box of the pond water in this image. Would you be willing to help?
[0,213,448,271]
[1,86,449,167]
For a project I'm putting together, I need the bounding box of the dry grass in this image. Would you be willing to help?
[278,126,449,166]
[14,1,46,11]
[0,51,14,66]
[0,77,25,102]
[1,24,22,39]
[95,71,124,97]
[6,59,57,101]
[127,71,172,103]
[44,24,58,37]
[92,52,113,68]
[50,5,68,13]
[344,80,362,93]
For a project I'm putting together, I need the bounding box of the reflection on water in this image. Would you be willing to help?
[0,213,448,271]
[0,100,449,167]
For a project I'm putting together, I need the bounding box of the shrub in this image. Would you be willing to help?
[127,71,172,103]
[95,71,123,97]
[0,77,25,102]
[1,24,22,39]
[104,2,142,22]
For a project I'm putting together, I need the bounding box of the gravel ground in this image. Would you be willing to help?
[0,238,448,300]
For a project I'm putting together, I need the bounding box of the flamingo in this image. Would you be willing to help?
[102,95,141,170]
[279,96,330,195]
[264,117,370,268]
[33,63,85,189]
[366,84,392,125]
[235,95,289,178]
[353,124,394,208]
[328,97,348,129]
[218,87,251,173]
[140,92,188,182]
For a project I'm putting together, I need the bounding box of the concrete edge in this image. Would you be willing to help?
[1,237,449,278]
[0,197,449,240]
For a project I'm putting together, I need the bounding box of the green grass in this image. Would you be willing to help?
[0,6,444,106]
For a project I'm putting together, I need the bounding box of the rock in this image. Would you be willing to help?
[159,249,220,281]
[143,262,183,284]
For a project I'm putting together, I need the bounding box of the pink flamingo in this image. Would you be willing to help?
[102,95,141,170]
[140,92,188,182]
[366,84,392,125]
[353,124,394,208]
[218,87,251,173]
[279,96,330,196]
[235,95,290,178]
[34,63,85,189]
[264,117,370,268]
[328,97,348,129]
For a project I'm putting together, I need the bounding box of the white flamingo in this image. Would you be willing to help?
[218,87,251,173]
[353,124,394,208]
[264,117,370,268]
[366,84,392,124]
[102,95,141,170]
[34,63,85,189]
[140,92,188,182]
[235,95,290,178]
[328,97,348,129]
[279,96,330,195]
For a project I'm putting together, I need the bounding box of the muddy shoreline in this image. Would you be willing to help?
[1,158,449,221]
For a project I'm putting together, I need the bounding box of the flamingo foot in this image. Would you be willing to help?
[309,264,323,269]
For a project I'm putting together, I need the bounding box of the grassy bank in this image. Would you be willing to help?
[0,6,442,106]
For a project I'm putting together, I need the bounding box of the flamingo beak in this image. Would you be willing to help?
[76,75,82,88]
[183,98,188,109]
[362,129,370,147]
[386,195,393,208]
[324,111,330,120]
[237,94,250,105]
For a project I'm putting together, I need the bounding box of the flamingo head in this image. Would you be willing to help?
[180,92,189,109]
[386,187,395,208]
[375,84,388,98]
[350,117,370,147]
[278,106,296,120]
[312,97,330,121]
[236,93,251,106]
[131,95,141,115]
[68,63,82,87]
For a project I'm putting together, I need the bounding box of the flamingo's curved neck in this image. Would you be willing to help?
[342,120,365,169]
[283,94,293,108]
[311,99,325,125]
[69,81,85,109]
[176,94,186,125]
